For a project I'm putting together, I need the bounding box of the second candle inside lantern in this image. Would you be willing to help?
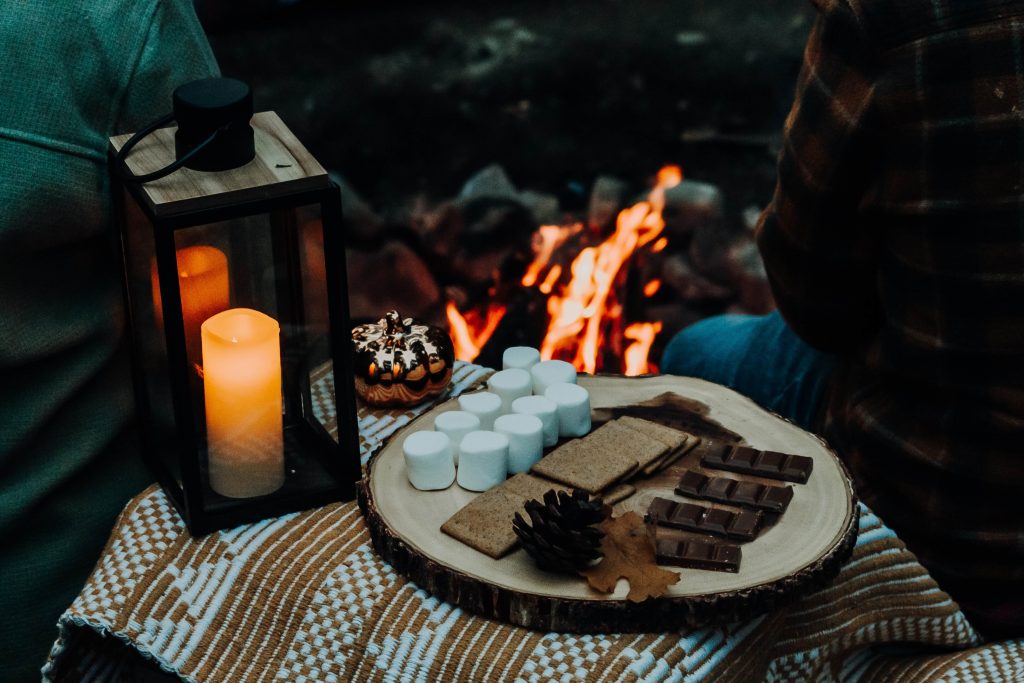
[153,245,230,371]
[202,308,284,498]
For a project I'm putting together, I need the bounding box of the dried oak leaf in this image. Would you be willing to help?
[579,511,680,602]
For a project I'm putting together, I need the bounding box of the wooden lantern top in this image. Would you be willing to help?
[109,111,329,218]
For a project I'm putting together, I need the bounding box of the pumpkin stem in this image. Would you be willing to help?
[383,310,404,336]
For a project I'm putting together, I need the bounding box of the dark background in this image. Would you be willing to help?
[204,0,813,216]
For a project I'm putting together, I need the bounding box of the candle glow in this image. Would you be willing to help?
[202,308,284,498]
[152,245,229,370]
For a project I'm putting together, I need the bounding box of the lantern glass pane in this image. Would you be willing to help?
[121,188,182,490]
[170,205,344,513]
[294,205,336,442]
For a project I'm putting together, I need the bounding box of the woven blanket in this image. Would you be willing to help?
[44,362,1024,682]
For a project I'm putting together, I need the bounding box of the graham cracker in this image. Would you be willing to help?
[590,420,669,471]
[440,474,568,559]
[502,472,567,501]
[440,487,525,559]
[531,422,648,493]
[644,435,702,475]
[602,483,636,505]
[616,416,690,451]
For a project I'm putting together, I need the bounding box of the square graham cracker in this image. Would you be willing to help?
[440,474,567,559]
[597,420,671,470]
[644,434,701,475]
[616,416,690,451]
[502,472,568,501]
[441,487,526,559]
[530,420,662,494]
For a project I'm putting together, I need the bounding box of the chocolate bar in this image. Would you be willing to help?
[699,443,813,484]
[675,470,793,513]
[654,536,741,573]
[647,497,762,542]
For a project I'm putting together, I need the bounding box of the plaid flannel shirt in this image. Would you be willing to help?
[756,0,1024,601]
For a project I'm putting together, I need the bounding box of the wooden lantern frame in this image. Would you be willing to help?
[109,112,361,535]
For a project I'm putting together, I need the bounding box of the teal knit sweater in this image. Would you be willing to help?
[0,1,217,678]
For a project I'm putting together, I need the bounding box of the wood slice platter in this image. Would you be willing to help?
[357,374,858,633]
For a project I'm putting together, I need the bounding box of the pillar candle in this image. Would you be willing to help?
[153,246,230,371]
[202,308,284,498]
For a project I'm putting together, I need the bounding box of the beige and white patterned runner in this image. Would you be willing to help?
[43,362,1023,682]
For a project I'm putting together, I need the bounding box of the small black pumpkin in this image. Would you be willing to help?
[351,310,455,407]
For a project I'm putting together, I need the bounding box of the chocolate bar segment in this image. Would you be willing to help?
[675,469,794,513]
[700,444,813,484]
[654,537,741,573]
[647,497,762,542]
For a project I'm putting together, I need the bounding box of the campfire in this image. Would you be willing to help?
[343,162,773,377]
[447,166,683,376]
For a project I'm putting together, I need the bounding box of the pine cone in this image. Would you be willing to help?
[513,489,609,573]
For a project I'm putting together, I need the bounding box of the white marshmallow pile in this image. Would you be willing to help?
[502,346,541,370]
[494,413,544,474]
[404,346,591,491]
[530,359,577,395]
[457,430,510,491]
[511,395,558,447]
[456,391,502,430]
[433,410,480,465]
[487,368,532,413]
[402,431,456,490]
[544,383,592,437]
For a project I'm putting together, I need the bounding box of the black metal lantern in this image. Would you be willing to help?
[109,79,360,535]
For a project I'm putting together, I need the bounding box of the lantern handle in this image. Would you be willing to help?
[114,112,225,184]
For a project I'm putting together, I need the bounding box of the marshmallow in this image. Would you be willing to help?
[456,391,502,431]
[433,410,481,465]
[403,431,455,490]
[487,368,533,413]
[544,383,591,437]
[502,346,541,371]
[494,414,545,474]
[530,359,577,395]
[457,430,509,492]
[511,395,559,447]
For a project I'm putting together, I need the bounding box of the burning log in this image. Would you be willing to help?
[448,165,683,376]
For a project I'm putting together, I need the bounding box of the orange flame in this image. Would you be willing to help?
[657,165,683,187]
[539,264,562,295]
[623,321,663,376]
[446,165,682,372]
[539,166,681,373]
[446,301,506,362]
[522,224,582,287]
